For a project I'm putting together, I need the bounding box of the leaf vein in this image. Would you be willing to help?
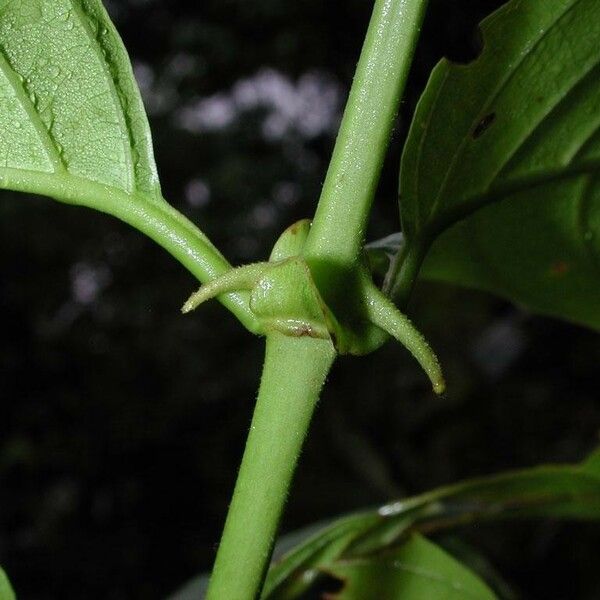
[67,0,135,191]
[0,46,66,172]
[495,59,600,181]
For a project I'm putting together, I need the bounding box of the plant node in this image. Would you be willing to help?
[182,220,445,394]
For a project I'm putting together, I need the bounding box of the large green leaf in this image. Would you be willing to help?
[391,0,600,329]
[324,534,496,600]
[0,0,255,328]
[262,449,600,598]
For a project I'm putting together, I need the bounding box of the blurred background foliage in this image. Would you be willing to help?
[0,0,598,598]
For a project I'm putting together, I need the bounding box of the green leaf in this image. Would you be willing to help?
[0,567,15,600]
[263,449,600,598]
[324,534,496,600]
[392,0,600,329]
[0,0,159,199]
[0,0,257,331]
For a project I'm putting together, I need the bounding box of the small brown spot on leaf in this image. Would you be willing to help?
[472,112,496,139]
[550,260,569,277]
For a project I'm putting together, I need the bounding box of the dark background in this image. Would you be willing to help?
[1,0,599,598]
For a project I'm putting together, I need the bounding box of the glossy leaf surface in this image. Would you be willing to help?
[393,0,600,329]
[263,449,600,598]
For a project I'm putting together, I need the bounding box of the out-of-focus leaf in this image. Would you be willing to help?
[391,0,600,329]
[0,567,15,600]
[323,534,496,600]
[263,449,600,598]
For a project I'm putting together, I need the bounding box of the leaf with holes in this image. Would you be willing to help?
[0,0,253,325]
[390,0,600,329]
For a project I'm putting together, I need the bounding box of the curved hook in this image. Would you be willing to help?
[181,219,446,394]
[362,278,446,395]
[182,262,270,314]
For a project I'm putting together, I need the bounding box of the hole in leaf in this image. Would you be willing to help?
[422,0,505,65]
[315,573,346,599]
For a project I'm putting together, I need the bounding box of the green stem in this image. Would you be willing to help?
[206,333,335,600]
[303,0,429,299]
[206,1,429,597]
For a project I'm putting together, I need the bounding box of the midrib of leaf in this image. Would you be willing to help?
[410,69,448,234]
[0,166,154,219]
[425,158,600,237]
[420,0,586,232]
[68,0,135,192]
[498,63,600,176]
[0,166,217,257]
[0,48,65,172]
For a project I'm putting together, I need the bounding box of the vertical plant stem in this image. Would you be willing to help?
[206,334,336,600]
[303,0,430,300]
[206,1,430,598]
